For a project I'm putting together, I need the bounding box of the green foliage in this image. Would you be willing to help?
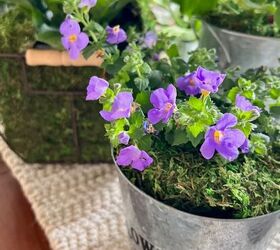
[138,0,197,39]
[0,7,35,53]
[187,48,217,71]
[175,96,220,146]
[204,0,280,37]
[174,0,218,16]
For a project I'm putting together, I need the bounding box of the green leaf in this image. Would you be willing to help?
[236,122,254,137]
[188,96,203,111]
[227,87,239,103]
[166,43,179,58]
[128,111,145,140]
[35,27,62,49]
[82,44,99,60]
[275,7,280,29]
[165,128,189,146]
[270,88,280,99]
[135,92,152,113]
[186,130,204,147]
[105,119,127,147]
[129,110,145,127]
[174,0,218,16]
[188,122,205,138]
[134,77,149,91]
[137,135,152,151]
[250,133,270,155]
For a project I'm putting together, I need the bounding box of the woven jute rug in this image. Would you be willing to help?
[0,136,279,250]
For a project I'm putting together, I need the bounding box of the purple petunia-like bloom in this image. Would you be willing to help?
[144,31,158,48]
[106,25,127,45]
[177,72,201,96]
[148,84,177,125]
[240,138,250,154]
[79,0,97,8]
[60,17,89,60]
[196,66,226,95]
[86,76,109,101]
[118,132,130,145]
[100,92,133,122]
[200,113,246,161]
[236,94,261,115]
[116,145,153,171]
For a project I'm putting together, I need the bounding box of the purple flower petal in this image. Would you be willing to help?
[200,113,246,161]
[69,46,80,60]
[106,26,127,45]
[131,151,153,171]
[150,88,169,109]
[225,129,246,148]
[77,32,90,50]
[148,109,164,125]
[196,66,226,93]
[177,73,201,96]
[144,31,157,48]
[216,113,238,130]
[148,84,177,125]
[118,132,130,145]
[166,84,177,103]
[235,94,261,114]
[60,18,80,36]
[116,146,141,166]
[240,138,250,153]
[116,146,153,171]
[216,139,239,161]
[79,0,97,8]
[60,17,89,60]
[86,76,109,101]
[200,138,215,160]
[100,92,133,122]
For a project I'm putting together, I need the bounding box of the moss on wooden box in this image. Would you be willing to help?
[0,58,110,163]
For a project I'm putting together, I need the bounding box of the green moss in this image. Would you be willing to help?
[0,58,110,163]
[122,145,279,219]
[0,7,35,53]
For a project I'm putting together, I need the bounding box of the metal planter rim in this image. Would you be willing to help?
[202,20,280,42]
[111,148,280,222]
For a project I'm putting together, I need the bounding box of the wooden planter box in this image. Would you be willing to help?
[0,49,111,163]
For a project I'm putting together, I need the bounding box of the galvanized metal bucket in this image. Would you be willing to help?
[113,156,280,250]
[199,22,280,70]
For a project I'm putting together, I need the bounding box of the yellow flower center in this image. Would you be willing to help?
[214,130,224,144]
[201,89,210,97]
[164,102,173,112]
[113,25,120,34]
[68,34,77,43]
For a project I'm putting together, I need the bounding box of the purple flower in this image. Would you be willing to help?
[79,0,97,8]
[144,31,158,48]
[200,113,246,161]
[60,17,89,60]
[100,92,133,122]
[118,132,130,145]
[148,84,177,125]
[177,72,201,96]
[236,94,261,115]
[86,76,109,101]
[116,145,153,171]
[196,66,226,95]
[106,25,127,45]
[240,138,250,154]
